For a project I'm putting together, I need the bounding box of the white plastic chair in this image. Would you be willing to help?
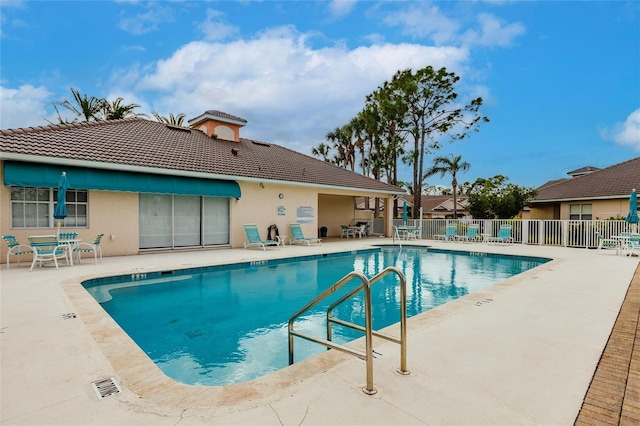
[74,233,104,264]
[2,235,33,269]
[28,235,69,271]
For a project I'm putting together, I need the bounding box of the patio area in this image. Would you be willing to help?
[1,238,638,425]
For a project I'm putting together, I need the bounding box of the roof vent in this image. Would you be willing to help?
[231,148,238,156]
[166,125,191,133]
[212,134,218,139]
[251,140,270,147]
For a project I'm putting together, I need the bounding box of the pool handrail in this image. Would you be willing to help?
[288,266,409,395]
[326,266,409,376]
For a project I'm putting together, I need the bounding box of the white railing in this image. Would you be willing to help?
[379,219,633,249]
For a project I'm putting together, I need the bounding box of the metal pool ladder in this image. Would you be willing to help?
[287,266,409,395]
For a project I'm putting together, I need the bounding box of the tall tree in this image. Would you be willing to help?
[385,66,488,218]
[152,111,186,126]
[54,87,104,122]
[467,175,537,219]
[427,154,471,218]
[363,81,407,218]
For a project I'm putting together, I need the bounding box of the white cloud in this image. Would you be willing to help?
[600,109,640,151]
[381,4,524,48]
[0,84,55,129]
[461,13,525,47]
[117,4,175,35]
[135,26,471,153]
[328,0,357,18]
[198,8,239,41]
[383,4,460,45]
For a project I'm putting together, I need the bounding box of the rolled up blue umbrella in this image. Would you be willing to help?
[626,188,639,226]
[53,172,69,230]
[402,200,408,224]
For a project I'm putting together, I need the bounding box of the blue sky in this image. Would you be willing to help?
[1,1,639,190]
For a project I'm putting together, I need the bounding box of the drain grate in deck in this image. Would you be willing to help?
[62,313,76,320]
[92,377,121,399]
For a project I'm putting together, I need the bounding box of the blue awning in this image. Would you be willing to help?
[3,161,241,198]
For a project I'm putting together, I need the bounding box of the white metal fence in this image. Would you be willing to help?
[378,219,633,249]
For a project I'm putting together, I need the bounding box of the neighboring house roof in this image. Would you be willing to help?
[355,195,469,215]
[419,195,469,213]
[0,118,404,194]
[532,157,640,202]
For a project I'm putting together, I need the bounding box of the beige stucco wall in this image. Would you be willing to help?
[318,194,359,237]
[530,199,631,220]
[529,204,557,220]
[231,182,321,247]
[230,182,393,246]
[560,199,630,220]
[89,191,139,255]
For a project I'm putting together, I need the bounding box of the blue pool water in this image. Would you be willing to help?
[83,247,549,386]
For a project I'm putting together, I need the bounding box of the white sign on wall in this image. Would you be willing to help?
[296,206,314,223]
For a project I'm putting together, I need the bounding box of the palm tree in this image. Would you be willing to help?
[47,104,78,125]
[152,111,186,126]
[54,87,104,122]
[326,126,356,171]
[101,98,147,120]
[427,154,471,218]
[311,142,331,162]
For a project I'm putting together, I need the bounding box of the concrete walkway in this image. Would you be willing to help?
[1,239,638,425]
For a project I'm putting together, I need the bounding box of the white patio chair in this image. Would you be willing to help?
[28,235,69,271]
[73,233,104,264]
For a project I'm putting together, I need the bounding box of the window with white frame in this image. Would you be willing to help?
[10,186,88,228]
[569,203,592,220]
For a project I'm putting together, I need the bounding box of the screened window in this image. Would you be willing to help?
[569,204,592,220]
[10,186,88,228]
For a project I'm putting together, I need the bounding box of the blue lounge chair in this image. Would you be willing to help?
[289,223,322,246]
[243,224,279,250]
[485,225,513,244]
[434,224,458,241]
[455,224,480,242]
[595,231,620,254]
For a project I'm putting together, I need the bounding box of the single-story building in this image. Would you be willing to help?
[528,157,640,220]
[0,110,405,262]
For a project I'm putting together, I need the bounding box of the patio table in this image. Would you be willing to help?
[57,238,81,265]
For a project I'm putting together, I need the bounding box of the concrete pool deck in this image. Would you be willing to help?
[1,238,638,425]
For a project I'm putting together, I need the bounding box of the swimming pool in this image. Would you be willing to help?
[83,246,549,386]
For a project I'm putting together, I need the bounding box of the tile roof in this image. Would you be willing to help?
[0,119,404,194]
[418,195,469,212]
[532,157,640,202]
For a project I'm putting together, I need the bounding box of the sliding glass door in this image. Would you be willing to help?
[139,193,229,249]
